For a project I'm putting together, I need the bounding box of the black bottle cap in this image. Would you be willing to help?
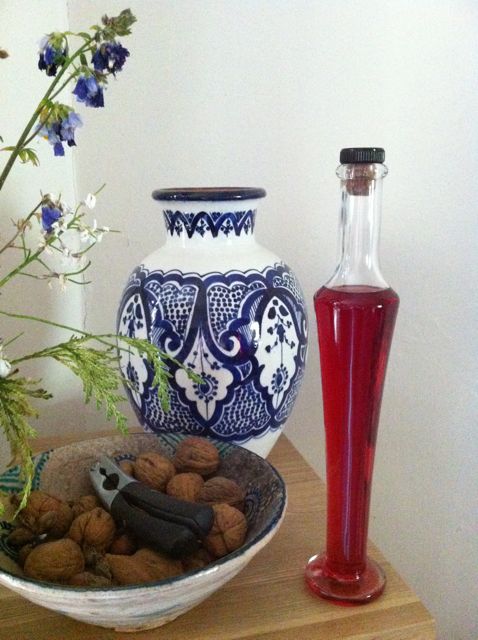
[340,148,385,164]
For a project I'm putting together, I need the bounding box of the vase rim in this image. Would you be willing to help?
[152,187,266,202]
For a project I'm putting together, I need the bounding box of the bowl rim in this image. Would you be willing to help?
[0,432,287,592]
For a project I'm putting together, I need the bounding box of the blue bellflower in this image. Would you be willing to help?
[60,111,82,144]
[41,111,82,156]
[38,37,66,76]
[41,205,62,234]
[73,75,104,108]
[92,42,130,74]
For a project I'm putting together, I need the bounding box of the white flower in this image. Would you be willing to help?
[84,193,96,209]
[50,216,67,237]
[97,223,110,243]
[77,217,110,245]
[80,226,91,243]
[0,358,12,378]
[92,220,103,242]
[62,202,73,215]
[58,274,67,292]
[38,237,53,255]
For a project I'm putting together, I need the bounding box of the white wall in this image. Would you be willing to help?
[2,1,477,638]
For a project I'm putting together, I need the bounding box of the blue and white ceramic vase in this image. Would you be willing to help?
[117,188,308,457]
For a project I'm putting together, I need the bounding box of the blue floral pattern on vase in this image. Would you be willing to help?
[117,262,308,445]
[164,209,255,238]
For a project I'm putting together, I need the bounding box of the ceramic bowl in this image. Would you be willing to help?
[0,432,286,632]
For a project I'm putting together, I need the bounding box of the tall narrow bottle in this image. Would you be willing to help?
[305,148,399,604]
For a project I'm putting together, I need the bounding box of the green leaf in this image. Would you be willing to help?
[26,149,40,166]
[80,52,87,66]
[18,148,40,167]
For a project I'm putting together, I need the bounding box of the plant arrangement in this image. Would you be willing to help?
[0,9,191,514]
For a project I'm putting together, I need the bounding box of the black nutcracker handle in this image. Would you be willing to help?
[110,492,200,558]
[120,481,214,538]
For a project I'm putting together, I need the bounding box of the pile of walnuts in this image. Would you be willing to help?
[7,436,247,588]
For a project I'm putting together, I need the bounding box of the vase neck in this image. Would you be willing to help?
[161,200,259,247]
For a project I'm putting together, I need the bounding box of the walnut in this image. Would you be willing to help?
[109,532,136,555]
[83,547,113,580]
[204,503,247,558]
[17,543,35,567]
[17,490,61,527]
[105,554,157,586]
[119,460,135,476]
[173,437,220,476]
[17,490,73,537]
[182,547,214,572]
[199,476,245,512]
[68,507,116,551]
[69,571,112,587]
[133,452,175,491]
[37,511,57,534]
[50,504,75,538]
[70,495,101,519]
[7,526,36,547]
[105,548,182,586]
[36,508,74,538]
[133,548,183,580]
[166,473,204,502]
[24,538,84,582]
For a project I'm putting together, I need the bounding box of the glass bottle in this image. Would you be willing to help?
[305,148,399,604]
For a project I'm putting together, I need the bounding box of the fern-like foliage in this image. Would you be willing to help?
[45,336,129,434]
[0,376,51,514]
[119,336,171,411]
[119,335,203,411]
[0,332,186,517]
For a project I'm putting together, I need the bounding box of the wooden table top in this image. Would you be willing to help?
[0,432,436,640]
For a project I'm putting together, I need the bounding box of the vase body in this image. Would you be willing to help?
[117,188,308,457]
[305,149,399,604]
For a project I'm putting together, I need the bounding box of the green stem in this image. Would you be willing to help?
[0,247,43,288]
[49,72,79,102]
[62,260,91,277]
[0,310,138,363]
[16,272,46,280]
[22,117,50,148]
[2,332,24,348]
[0,39,93,193]
[0,310,114,350]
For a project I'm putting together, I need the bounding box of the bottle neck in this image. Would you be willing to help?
[327,162,389,289]
[162,200,259,248]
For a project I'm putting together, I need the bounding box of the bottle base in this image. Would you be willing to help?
[305,553,386,605]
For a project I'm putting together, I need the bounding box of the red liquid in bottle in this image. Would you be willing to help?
[314,284,399,577]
